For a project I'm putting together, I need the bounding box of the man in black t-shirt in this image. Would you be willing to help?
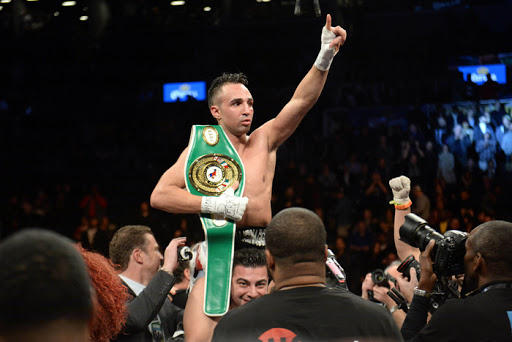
[212,207,403,342]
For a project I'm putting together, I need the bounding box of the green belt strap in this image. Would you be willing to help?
[184,125,245,316]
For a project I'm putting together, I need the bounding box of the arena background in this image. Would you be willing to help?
[1,0,512,291]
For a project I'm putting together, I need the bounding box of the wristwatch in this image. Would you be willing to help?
[413,287,431,298]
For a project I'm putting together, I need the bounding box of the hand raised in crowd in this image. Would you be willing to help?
[162,237,187,274]
[389,175,411,205]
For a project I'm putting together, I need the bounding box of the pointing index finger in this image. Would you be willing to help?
[325,14,331,31]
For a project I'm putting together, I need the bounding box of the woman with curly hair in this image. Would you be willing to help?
[77,245,128,342]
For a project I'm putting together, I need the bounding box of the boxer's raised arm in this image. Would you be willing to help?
[267,14,347,151]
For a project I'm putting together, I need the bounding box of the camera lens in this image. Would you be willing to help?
[400,213,444,252]
[371,269,388,287]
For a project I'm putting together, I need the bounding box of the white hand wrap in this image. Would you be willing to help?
[201,188,248,221]
[388,176,411,205]
[314,26,337,71]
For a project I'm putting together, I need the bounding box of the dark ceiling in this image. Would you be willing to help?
[1,0,511,112]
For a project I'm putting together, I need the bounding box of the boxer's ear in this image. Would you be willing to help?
[211,105,221,121]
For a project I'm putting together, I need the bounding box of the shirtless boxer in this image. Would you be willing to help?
[150,14,347,342]
[150,14,347,242]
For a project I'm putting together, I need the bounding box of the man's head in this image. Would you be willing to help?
[208,72,249,108]
[463,220,512,292]
[109,225,162,277]
[0,229,93,340]
[207,72,253,136]
[230,248,268,309]
[266,207,327,271]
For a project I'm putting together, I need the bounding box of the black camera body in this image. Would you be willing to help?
[397,254,421,281]
[367,268,403,307]
[400,213,467,277]
[399,213,467,311]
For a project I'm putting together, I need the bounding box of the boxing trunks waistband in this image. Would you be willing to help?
[235,226,266,250]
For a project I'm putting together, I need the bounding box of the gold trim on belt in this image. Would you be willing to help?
[188,153,242,196]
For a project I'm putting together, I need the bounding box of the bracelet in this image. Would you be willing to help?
[159,267,173,276]
[389,199,412,210]
[413,287,431,298]
[389,306,399,314]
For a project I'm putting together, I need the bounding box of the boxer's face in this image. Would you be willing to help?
[230,265,268,309]
[211,83,254,136]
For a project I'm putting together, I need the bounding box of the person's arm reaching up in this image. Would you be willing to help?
[389,176,420,261]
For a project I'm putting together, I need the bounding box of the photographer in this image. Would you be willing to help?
[402,219,512,341]
[109,225,185,342]
[361,261,414,329]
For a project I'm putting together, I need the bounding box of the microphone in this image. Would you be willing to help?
[326,249,348,290]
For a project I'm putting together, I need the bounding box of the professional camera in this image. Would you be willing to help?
[366,268,389,303]
[399,213,467,310]
[367,268,404,308]
[397,254,421,281]
[400,213,467,277]
[178,246,193,261]
[371,269,392,288]
[397,253,461,311]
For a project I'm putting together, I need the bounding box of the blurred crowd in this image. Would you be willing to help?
[2,89,512,294]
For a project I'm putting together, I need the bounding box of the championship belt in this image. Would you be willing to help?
[184,125,245,316]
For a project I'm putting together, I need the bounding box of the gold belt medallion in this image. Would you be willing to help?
[188,154,242,196]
